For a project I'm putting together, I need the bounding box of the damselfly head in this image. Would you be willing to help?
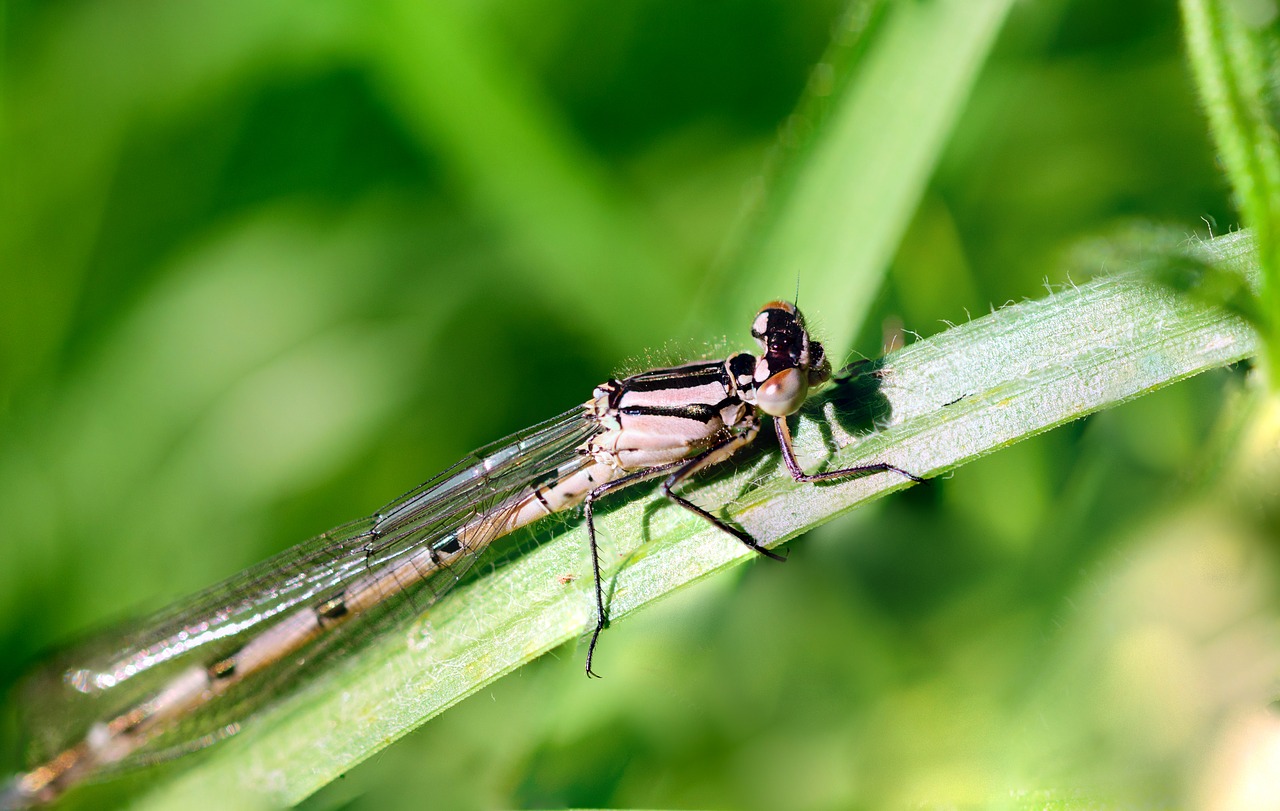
[749,301,832,417]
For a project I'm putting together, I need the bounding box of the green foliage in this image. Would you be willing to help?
[1,2,1274,810]
[1182,0,1280,383]
[134,231,1261,811]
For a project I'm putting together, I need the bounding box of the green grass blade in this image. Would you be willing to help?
[361,0,686,353]
[126,231,1259,809]
[1181,0,1280,382]
[713,0,1017,351]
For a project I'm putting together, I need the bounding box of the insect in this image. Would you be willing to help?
[3,300,921,807]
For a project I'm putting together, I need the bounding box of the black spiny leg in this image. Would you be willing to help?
[659,434,787,563]
[775,414,923,484]
[583,462,682,678]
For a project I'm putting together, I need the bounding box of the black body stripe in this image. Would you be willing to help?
[727,352,755,380]
[622,361,728,392]
[434,536,462,556]
[621,403,720,423]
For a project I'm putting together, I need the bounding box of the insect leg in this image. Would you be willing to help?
[774,414,923,483]
[583,462,684,678]
[658,428,787,563]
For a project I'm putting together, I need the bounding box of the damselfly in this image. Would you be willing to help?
[4,301,921,807]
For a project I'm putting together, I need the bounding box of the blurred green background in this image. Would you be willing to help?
[2,0,1276,809]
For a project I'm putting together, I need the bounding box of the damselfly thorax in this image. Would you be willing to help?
[4,301,921,808]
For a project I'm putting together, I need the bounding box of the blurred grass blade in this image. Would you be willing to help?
[713,0,1016,350]
[361,0,686,353]
[0,0,356,392]
[127,231,1259,809]
[1181,0,1280,383]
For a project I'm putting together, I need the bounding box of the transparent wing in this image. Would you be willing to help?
[17,405,600,768]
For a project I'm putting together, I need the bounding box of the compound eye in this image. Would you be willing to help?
[807,340,832,386]
[755,367,809,416]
